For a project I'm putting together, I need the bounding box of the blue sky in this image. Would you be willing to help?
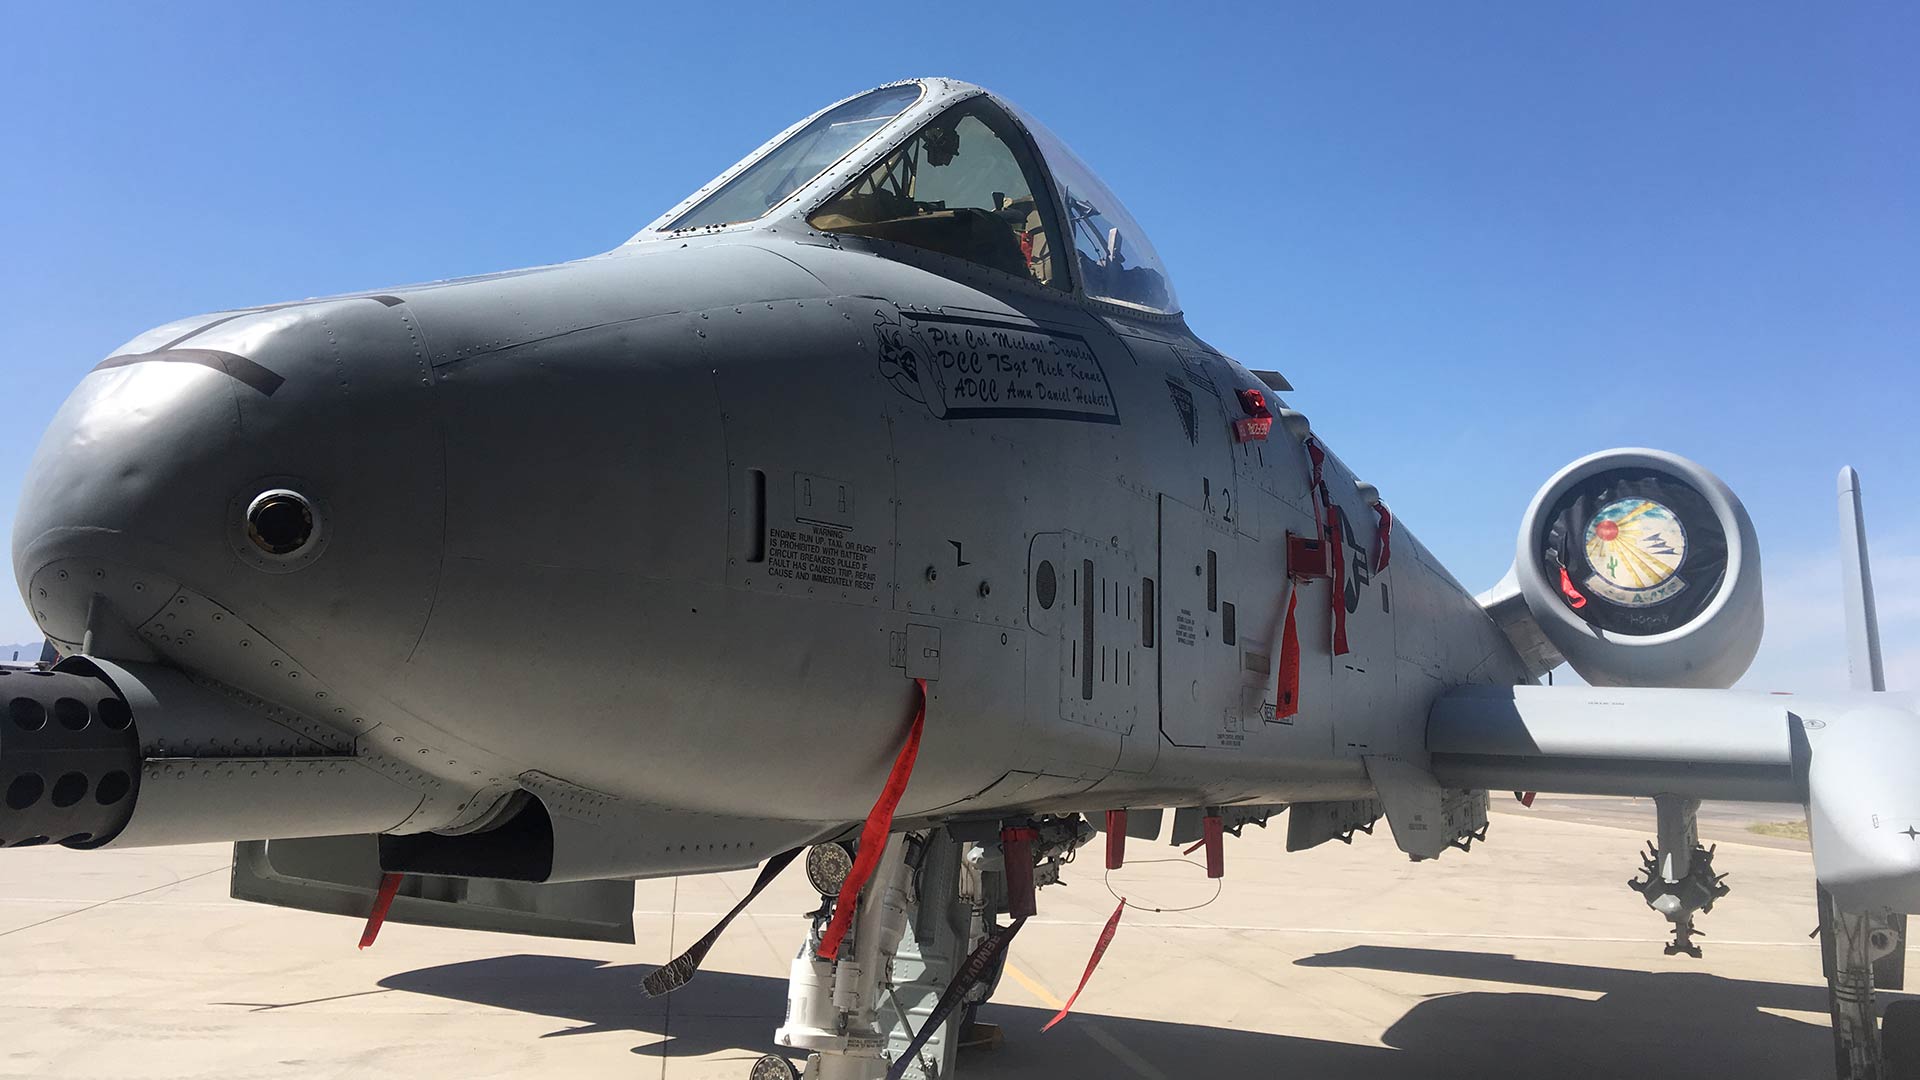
[3,3,1914,688]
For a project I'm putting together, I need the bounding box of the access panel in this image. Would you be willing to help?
[1158,495,1251,750]
[1027,531,1154,773]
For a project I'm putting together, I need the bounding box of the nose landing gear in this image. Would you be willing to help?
[772,829,983,1080]
[761,816,1084,1079]
[774,834,915,1080]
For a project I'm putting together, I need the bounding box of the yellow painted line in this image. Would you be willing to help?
[1002,959,1063,1008]
[1003,959,1166,1080]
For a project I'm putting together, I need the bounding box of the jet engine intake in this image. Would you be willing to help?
[1515,449,1762,688]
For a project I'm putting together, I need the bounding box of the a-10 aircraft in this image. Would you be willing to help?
[6,77,1914,1079]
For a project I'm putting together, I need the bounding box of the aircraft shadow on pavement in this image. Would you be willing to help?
[379,946,1875,1079]
[1299,945,1906,1080]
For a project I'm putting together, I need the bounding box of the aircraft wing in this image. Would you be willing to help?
[1427,683,1920,914]
[1429,684,1800,802]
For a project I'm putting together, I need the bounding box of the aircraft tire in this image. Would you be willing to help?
[747,1053,799,1080]
[1884,999,1920,1077]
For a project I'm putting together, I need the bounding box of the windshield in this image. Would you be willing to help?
[1011,108,1180,314]
[666,84,923,231]
[808,99,1067,291]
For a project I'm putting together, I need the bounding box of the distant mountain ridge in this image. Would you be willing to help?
[1,641,46,663]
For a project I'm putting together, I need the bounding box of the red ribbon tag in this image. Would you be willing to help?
[358,872,403,950]
[1558,566,1588,610]
[1042,898,1126,1032]
[817,679,927,961]
[1274,588,1301,719]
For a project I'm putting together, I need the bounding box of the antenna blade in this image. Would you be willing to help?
[1838,466,1886,692]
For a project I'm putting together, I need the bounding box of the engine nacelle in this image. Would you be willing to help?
[1514,448,1762,688]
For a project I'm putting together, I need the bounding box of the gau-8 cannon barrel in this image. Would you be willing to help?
[0,664,139,849]
[0,656,424,851]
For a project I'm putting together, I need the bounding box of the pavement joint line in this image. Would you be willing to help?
[0,898,237,906]
[212,988,397,1012]
[1083,1024,1171,1080]
[0,898,1822,948]
[657,878,679,1080]
[628,912,1823,946]
[0,866,227,939]
[1003,960,1163,1080]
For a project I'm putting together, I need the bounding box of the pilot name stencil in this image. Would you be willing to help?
[765,526,878,591]
[876,311,1119,424]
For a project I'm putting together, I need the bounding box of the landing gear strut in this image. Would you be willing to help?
[763,817,1085,1079]
[774,834,916,1079]
[771,829,987,1080]
[1820,886,1913,1080]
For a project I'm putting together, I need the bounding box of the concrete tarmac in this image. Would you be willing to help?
[0,801,1878,1080]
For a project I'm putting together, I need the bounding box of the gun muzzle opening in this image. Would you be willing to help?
[0,668,139,849]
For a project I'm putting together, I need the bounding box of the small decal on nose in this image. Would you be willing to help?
[92,348,285,397]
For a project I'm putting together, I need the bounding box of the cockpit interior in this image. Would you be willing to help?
[808,98,1064,291]
[647,80,1180,316]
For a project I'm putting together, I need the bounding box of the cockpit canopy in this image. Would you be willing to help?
[644,79,1180,315]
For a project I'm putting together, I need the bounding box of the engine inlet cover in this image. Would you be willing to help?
[1516,448,1762,689]
[1540,468,1727,637]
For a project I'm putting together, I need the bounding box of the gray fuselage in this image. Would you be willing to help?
[13,231,1528,866]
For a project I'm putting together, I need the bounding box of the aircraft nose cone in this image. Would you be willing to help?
[13,352,245,642]
[12,300,445,667]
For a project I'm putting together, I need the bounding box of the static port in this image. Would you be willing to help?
[247,490,316,556]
